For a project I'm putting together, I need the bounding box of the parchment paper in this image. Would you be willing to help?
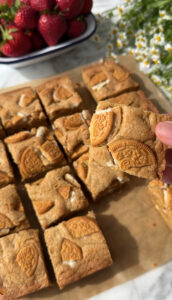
[1,55,172,300]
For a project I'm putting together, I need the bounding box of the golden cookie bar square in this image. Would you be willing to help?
[82,59,139,102]
[5,127,66,181]
[0,87,47,134]
[148,180,172,231]
[97,90,158,113]
[0,229,50,299]
[25,166,89,229]
[73,147,129,200]
[0,140,14,188]
[0,184,30,237]
[90,104,172,179]
[44,211,113,289]
[36,75,83,121]
[53,110,91,161]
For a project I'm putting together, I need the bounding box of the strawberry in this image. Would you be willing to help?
[1,25,31,56]
[14,5,37,29]
[38,14,67,46]
[0,0,14,7]
[20,0,30,5]
[81,0,92,14]
[56,0,84,19]
[67,18,86,38]
[30,0,55,12]
[28,30,45,50]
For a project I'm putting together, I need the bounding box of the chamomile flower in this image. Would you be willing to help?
[108,52,118,61]
[165,44,172,52]
[153,33,165,45]
[151,75,162,85]
[137,55,144,62]
[118,6,124,17]
[112,27,118,35]
[150,47,159,56]
[127,48,134,55]
[107,43,113,51]
[135,40,146,49]
[116,38,123,49]
[159,10,172,20]
[118,32,127,41]
[152,55,161,65]
[93,34,100,43]
[158,25,163,33]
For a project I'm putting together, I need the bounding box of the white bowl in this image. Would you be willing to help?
[0,13,97,68]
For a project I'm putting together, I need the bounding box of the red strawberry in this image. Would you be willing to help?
[56,0,84,19]
[81,0,92,14]
[20,0,30,5]
[0,0,14,6]
[30,0,55,12]
[38,14,67,46]
[29,30,45,50]
[1,25,31,56]
[67,19,86,38]
[15,5,37,29]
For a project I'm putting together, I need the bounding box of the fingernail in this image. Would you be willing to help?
[156,122,172,139]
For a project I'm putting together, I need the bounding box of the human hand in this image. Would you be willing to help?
[156,121,172,184]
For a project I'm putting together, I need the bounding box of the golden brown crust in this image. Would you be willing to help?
[36,76,83,121]
[25,166,89,229]
[44,211,113,289]
[5,127,66,180]
[53,110,91,161]
[0,87,46,134]
[82,59,139,102]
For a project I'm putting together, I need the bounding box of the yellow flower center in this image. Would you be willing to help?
[117,41,122,47]
[121,23,125,28]
[160,12,165,17]
[152,50,157,55]
[113,29,117,34]
[137,43,142,48]
[156,36,161,42]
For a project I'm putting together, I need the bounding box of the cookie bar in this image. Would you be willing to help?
[0,229,50,299]
[25,166,89,229]
[90,104,172,179]
[82,59,139,102]
[148,180,172,231]
[0,140,14,188]
[36,75,83,121]
[0,184,30,237]
[73,147,129,200]
[97,90,158,113]
[0,87,47,134]
[44,211,113,289]
[53,110,91,161]
[5,127,66,181]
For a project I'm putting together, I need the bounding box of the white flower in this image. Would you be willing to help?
[135,40,146,49]
[118,32,127,41]
[137,55,144,62]
[107,43,113,50]
[136,30,144,36]
[165,44,172,52]
[112,27,118,35]
[139,59,151,73]
[151,75,162,85]
[152,55,161,65]
[158,25,163,33]
[118,6,124,17]
[93,34,100,43]
[108,52,118,61]
[159,10,172,20]
[150,27,156,34]
[153,33,165,45]
[150,47,159,56]
[116,38,123,49]
[127,48,134,55]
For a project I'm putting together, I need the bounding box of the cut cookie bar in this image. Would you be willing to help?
[0,184,30,237]
[44,211,113,289]
[0,140,14,188]
[25,166,89,229]
[53,110,91,161]
[36,75,83,121]
[5,127,66,180]
[90,104,172,179]
[0,229,50,299]
[82,59,139,102]
[97,90,158,113]
[73,146,129,200]
[148,180,172,231]
[0,87,47,134]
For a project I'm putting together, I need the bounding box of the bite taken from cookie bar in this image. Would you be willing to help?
[90,104,172,179]
[5,127,66,181]
[82,59,139,102]
[73,147,129,201]
[44,211,113,289]
[25,166,89,229]
[0,229,50,299]
[0,140,14,188]
[0,87,47,134]
[36,75,83,121]
[148,180,172,231]
[0,184,30,237]
[53,110,91,161]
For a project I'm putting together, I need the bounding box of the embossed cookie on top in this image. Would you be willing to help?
[53,110,91,161]
[0,87,47,134]
[73,147,129,200]
[82,59,139,102]
[90,104,172,179]
[0,184,30,237]
[148,180,172,231]
[44,211,113,289]
[5,127,66,181]
[0,140,14,188]
[0,229,49,299]
[25,166,89,229]
[36,75,83,121]
[97,90,158,113]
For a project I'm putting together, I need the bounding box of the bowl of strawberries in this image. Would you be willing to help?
[0,0,96,67]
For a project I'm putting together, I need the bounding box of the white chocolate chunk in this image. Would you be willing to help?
[70,191,76,204]
[65,174,80,188]
[36,127,46,138]
[63,260,76,268]
[92,79,110,91]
